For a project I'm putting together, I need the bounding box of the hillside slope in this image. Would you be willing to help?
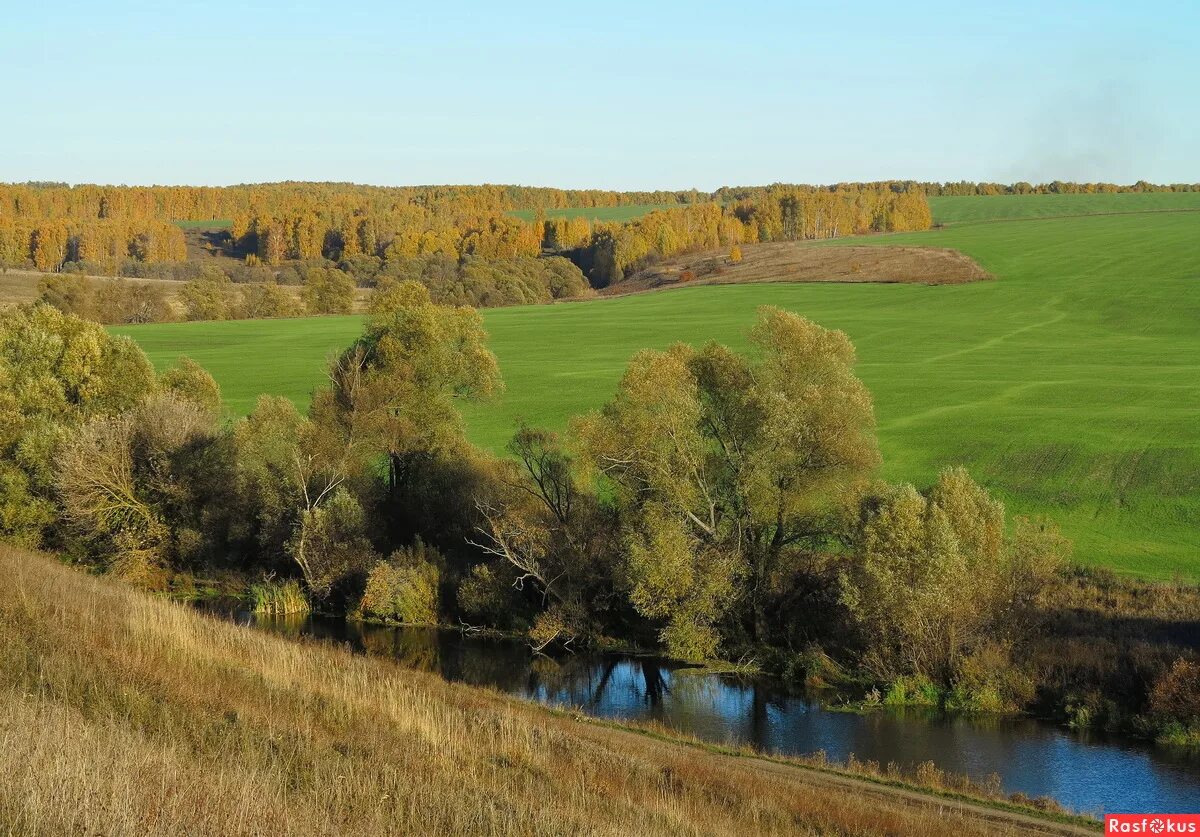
[605,242,989,294]
[0,546,1093,836]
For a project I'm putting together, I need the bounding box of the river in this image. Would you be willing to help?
[217,608,1200,816]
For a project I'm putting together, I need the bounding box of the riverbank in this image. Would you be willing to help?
[0,545,1097,835]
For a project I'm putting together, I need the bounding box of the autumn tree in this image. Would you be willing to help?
[576,307,879,658]
[56,392,222,586]
[302,267,355,314]
[839,468,1068,686]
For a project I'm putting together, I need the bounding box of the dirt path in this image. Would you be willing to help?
[578,719,1100,836]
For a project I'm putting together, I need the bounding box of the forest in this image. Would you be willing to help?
[0,182,933,288]
[6,180,1193,309]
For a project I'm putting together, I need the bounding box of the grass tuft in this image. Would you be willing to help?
[248,579,310,615]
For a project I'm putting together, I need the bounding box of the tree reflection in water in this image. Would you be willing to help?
[211,612,1200,815]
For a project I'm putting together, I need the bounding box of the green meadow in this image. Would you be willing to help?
[929,192,1200,224]
[114,201,1200,580]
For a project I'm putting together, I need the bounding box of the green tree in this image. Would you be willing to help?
[318,280,501,495]
[0,305,157,546]
[159,356,222,414]
[233,394,365,593]
[576,307,879,658]
[471,425,618,643]
[288,487,378,600]
[240,280,302,319]
[302,267,356,314]
[839,468,1068,685]
[56,392,221,586]
[180,271,237,321]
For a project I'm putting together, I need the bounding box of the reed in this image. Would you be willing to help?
[247,579,311,615]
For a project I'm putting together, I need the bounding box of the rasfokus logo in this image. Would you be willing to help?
[1106,814,1200,834]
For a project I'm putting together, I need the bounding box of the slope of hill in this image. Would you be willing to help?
[930,192,1200,224]
[0,546,1093,836]
[604,242,990,294]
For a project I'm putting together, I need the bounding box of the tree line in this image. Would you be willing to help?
[0,217,186,272]
[0,296,1054,701]
[0,182,932,282]
[3,178,1190,277]
[576,188,932,286]
[3,295,1196,740]
[713,180,1200,199]
[36,254,592,324]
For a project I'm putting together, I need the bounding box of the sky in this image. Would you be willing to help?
[2,0,1197,190]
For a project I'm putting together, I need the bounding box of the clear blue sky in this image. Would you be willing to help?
[3,0,1196,189]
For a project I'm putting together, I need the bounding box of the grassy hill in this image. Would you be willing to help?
[0,546,1092,836]
[113,204,1200,580]
[929,192,1200,224]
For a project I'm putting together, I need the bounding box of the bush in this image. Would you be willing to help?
[358,541,441,624]
[1148,658,1200,745]
[883,675,940,707]
[946,642,1035,712]
[458,562,523,628]
[1149,658,1200,720]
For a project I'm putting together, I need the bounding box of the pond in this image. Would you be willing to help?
[217,608,1200,816]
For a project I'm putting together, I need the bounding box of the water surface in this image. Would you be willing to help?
[221,609,1200,815]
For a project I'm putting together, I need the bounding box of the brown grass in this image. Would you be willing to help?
[0,270,372,316]
[605,242,992,295]
[0,545,1092,836]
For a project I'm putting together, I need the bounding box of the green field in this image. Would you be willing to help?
[929,192,1200,224]
[507,203,682,223]
[114,200,1200,580]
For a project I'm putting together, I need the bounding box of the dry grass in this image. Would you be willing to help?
[606,242,991,294]
[0,546,1089,836]
[0,269,372,315]
[0,269,196,309]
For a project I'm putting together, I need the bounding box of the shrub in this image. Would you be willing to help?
[729,245,742,264]
[357,542,441,624]
[458,562,522,628]
[883,675,939,707]
[1148,658,1200,745]
[1149,658,1200,720]
[946,642,1035,712]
